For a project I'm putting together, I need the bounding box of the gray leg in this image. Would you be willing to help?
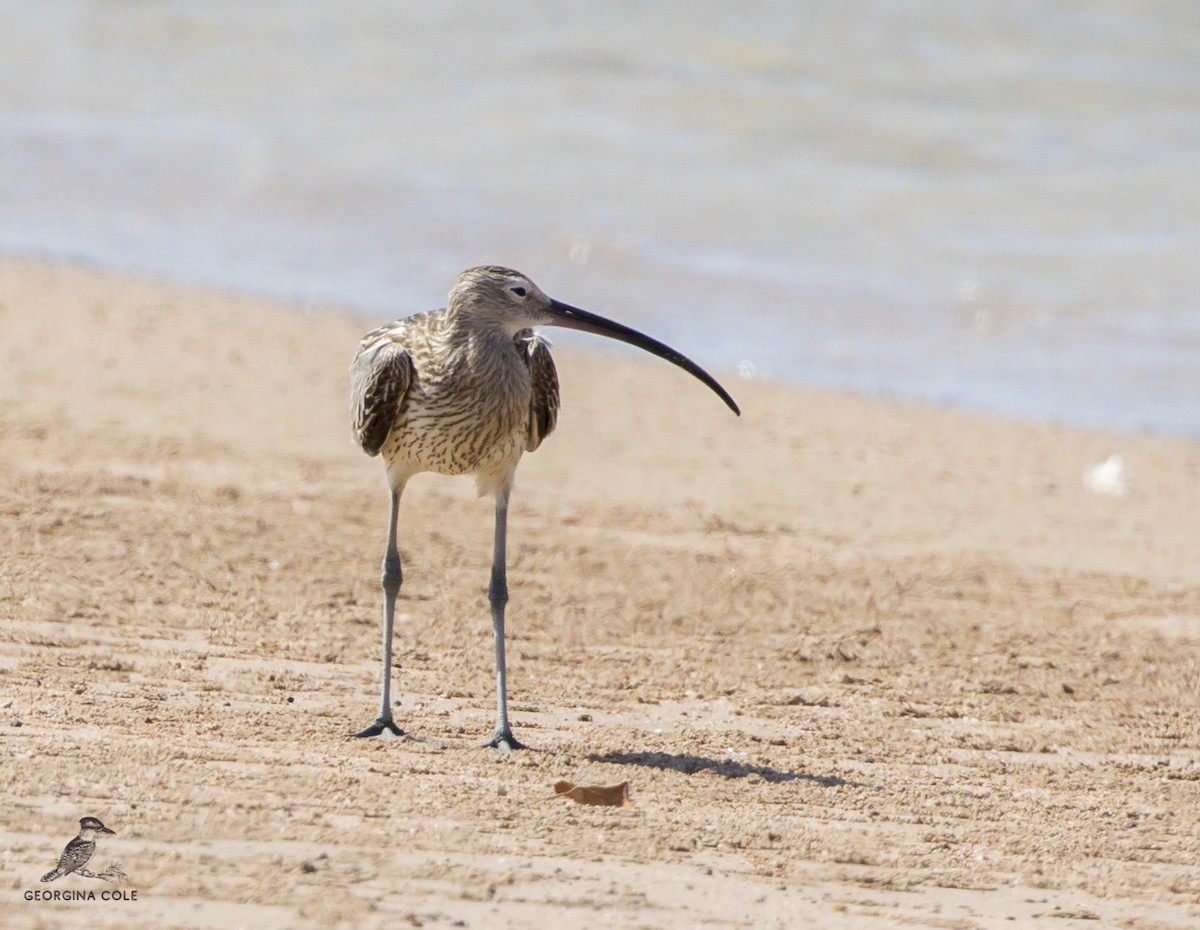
[482,483,523,752]
[354,489,404,738]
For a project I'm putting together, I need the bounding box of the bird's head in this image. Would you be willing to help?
[79,817,116,836]
[448,265,740,415]
[449,266,555,334]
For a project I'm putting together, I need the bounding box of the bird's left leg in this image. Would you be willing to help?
[482,481,524,752]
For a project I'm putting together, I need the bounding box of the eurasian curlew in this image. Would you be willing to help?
[350,266,739,751]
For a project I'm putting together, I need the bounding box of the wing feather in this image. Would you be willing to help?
[519,330,559,452]
[351,336,413,456]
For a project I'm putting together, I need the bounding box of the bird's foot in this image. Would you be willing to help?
[481,728,525,754]
[352,716,404,739]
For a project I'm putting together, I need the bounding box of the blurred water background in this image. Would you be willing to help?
[1,1,1198,436]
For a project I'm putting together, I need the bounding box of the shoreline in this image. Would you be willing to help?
[4,244,1197,444]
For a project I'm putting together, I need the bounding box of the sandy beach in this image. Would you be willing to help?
[1,257,1198,929]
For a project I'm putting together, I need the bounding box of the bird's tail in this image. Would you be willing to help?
[40,867,65,882]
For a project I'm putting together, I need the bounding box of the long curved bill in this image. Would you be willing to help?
[547,299,741,416]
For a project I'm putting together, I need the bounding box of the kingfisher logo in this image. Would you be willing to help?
[23,816,136,902]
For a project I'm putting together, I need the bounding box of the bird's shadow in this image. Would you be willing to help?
[586,750,852,787]
[360,735,869,789]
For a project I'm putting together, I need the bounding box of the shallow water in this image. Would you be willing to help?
[1,1,1198,435]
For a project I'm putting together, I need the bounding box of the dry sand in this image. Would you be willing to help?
[0,257,1197,929]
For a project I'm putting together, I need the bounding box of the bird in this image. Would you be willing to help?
[41,816,116,882]
[350,266,740,751]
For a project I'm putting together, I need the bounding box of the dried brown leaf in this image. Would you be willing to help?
[551,780,631,807]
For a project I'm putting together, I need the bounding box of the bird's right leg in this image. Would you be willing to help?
[353,489,405,738]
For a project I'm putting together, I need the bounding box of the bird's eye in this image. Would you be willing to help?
[510,286,527,298]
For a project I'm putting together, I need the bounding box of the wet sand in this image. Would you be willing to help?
[1,258,1197,929]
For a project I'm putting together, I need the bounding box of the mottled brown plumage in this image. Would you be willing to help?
[351,282,559,495]
[349,266,737,750]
